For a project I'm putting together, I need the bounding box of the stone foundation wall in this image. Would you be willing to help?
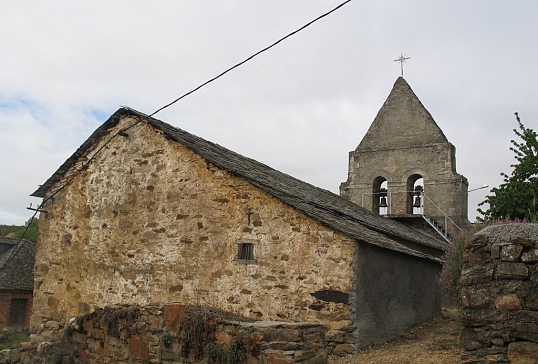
[0,303,327,363]
[460,223,538,363]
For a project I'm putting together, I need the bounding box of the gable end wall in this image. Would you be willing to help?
[32,116,356,351]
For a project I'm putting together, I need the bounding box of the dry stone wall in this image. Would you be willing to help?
[460,223,538,363]
[0,303,327,363]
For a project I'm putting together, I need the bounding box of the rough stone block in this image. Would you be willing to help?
[461,265,494,285]
[44,320,60,330]
[127,336,150,361]
[500,244,524,262]
[264,329,301,343]
[331,344,355,356]
[495,262,529,280]
[70,332,88,344]
[491,244,501,259]
[465,234,488,253]
[461,287,493,309]
[521,249,538,263]
[526,282,538,309]
[460,329,485,351]
[495,294,522,310]
[268,342,304,351]
[163,304,185,329]
[507,341,538,363]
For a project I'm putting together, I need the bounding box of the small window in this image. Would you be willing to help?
[9,299,27,326]
[236,240,256,263]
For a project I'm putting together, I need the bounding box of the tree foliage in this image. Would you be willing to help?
[478,113,538,222]
[0,224,22,237]
[11,217,39,244]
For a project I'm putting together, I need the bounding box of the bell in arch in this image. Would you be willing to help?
[413,185,423,208]
[379,196,388,208]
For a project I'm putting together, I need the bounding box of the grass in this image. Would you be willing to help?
[0,329,30,350]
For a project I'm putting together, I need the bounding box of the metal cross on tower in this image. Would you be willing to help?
[394,53,410,77]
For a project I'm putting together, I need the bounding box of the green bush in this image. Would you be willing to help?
[0,330,30,350]
[437,229,474,303]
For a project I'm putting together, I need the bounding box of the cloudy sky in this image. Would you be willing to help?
[1,1,537,225]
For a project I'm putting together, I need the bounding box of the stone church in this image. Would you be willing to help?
[341,77,469,240]
[29,78,462,354]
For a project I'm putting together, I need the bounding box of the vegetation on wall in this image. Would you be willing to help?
[478,113,538,222]
[438,218,535,304]
[179,305,258,364]
[437,228,476,303]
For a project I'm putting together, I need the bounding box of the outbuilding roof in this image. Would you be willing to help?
[32,107,446,261]
[0,237,35,291]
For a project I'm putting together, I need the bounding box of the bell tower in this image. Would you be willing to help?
[340,77,469,240]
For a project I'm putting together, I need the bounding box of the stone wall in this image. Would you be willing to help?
[0,304,327,364]
[460,223,538,363]
[33,116,355,352]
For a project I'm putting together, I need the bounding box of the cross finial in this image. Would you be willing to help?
[394,53,410,78]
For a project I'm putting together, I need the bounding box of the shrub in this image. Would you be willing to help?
[437,230,472,303]
[0,329,30,350]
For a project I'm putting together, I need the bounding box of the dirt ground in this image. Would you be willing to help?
[329,307,461,364]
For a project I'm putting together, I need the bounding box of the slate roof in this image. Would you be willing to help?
[32,107,447,262]
[0,237,35,291]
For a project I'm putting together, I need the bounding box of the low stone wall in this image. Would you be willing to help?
[460,223,538,363]
[0,304,327,363]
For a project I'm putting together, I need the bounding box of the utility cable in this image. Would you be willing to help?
[14,0,352,246]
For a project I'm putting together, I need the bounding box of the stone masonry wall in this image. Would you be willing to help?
[0,303,327,364]
[33,116,356,353]
[460,223,538,363]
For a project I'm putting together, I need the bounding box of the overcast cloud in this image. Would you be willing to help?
[1,1,537,225]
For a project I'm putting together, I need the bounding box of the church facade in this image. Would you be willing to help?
[340,77,469,240]
[30,104,446,354]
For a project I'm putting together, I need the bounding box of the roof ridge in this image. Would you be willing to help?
[32,107,446,261]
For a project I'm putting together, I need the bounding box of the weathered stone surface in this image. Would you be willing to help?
[521,249,538,263]
[527,282,538,310]
[1,305,327,364]
[462,224,538,364]
[495,294,522,310]
[127,336,150,361]
[331,344,355,356]
[44,321,60,330]
[461,287,493,309]
[339,77,469,238]
[163,303,184,330]
[500,244,524,262]
[507,341,538,363]
[31,115,356,343]
[461,329,486,351]
[461,265,495,285]
[495,262,529,280]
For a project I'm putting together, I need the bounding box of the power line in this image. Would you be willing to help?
[16,0,352,245]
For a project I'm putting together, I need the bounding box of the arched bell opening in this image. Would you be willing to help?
[372,177,388,215]
[406,175,424,215]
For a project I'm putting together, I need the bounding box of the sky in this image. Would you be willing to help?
[1,1,537,226]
